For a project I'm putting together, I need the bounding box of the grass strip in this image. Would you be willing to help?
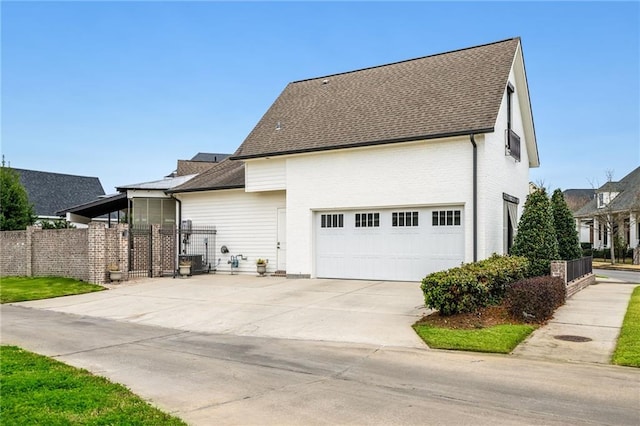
[0,276,104,303]
[612,285,640,367]
[0,346,186,425]
[413,323,536,354]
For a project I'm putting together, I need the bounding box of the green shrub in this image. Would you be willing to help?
[510,188,559,277]
[420,255,529,316]
[505,276,566,323]
[551,189,582,260]
[470,254,529,302]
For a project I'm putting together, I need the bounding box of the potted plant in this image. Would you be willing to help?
[256,258,267,276]
[179,259,192,277]
[107,263,122,282]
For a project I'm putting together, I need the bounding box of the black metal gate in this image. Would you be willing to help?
[128,225,217,278]
[178,225,217,275]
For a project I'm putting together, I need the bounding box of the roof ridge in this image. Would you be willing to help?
[12,167,100,180]
[291,37,520,84]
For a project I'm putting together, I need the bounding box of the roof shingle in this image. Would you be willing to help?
[232,38,520,160]
[14,168,105,217]
[169,159,245,193]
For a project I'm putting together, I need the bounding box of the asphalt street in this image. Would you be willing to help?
[2,305,639,426]
[593,268,640,284]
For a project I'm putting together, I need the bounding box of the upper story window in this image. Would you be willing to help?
[355,212,379,228]
[392,211,419,227]
[321,213,343,228]
[432,210,461,226]
[506,83,520,162]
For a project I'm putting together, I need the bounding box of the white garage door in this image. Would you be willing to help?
[315,207,464,281]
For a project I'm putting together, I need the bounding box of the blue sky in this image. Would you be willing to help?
[2,1,638,194]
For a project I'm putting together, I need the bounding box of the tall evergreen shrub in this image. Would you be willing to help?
[551,189,582,260]
[510,188,558,277]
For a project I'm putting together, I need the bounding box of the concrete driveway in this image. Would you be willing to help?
[14,275,428,348]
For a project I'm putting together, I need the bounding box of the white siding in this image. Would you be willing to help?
[479,66,532,258]
[177,189,286,275]
[285,137,474,277]
[245,158,286,192]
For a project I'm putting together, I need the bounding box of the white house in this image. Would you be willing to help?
[574,167,640,251]
[170,38,539,281]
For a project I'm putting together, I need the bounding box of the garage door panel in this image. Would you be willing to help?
[316,207,464,281]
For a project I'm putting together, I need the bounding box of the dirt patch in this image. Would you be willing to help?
[415,304,530,330]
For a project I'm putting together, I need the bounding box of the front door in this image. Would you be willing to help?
[277,208,286,271]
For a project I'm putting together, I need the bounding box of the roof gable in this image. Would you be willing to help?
[232,38,521,160]
[169,159,245,193]
[14,168,105,217]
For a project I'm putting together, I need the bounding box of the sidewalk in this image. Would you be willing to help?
[512,279,637,364]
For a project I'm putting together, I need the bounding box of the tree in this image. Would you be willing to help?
[591,170,621,264]
[551,189,582,260]
[510,188,559,277]
[0,166,36,230]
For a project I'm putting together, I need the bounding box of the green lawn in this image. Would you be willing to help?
[612,286,640,367]
[0,346,185,425]
[412,323,536,354]
[0,276,104,303]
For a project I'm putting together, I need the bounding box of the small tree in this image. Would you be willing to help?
[510,188,559,277]
[551,189,582,260]
[0,166,36,231]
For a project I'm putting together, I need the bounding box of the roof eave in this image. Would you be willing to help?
[231,128,494,161]
[168,184,245,195]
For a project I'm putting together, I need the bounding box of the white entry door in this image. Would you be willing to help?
[277,208,286,271]
[315,207,464,281]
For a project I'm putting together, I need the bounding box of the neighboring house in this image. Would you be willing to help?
[573,167,640,249]
[14,168,106,225]
[563,189,595,213]
[563,189,595,243]
[170,37,539,281]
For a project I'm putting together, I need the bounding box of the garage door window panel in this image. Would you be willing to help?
[393,211,419,227]
[433,210,461,226]
[355,213,379,228]
[321,213,343,228]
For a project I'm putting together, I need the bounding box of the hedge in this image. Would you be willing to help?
[505,276,566,323]
[420,255,529,316]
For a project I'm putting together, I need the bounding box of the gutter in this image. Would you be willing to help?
[231,127,495,161]
[470,134,478,262]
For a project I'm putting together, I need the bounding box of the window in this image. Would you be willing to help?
[392,211,419,227]
[132,198,176,227]
[505,82,520,161]
[355,212,379,228]
[321,214,343,228]
[432,210,461,226]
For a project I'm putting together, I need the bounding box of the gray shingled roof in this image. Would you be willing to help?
[168,159,245,193]
[574,167,640,217]
[232,38,521,160]
[190,153,230,162]
[14,168,105,217]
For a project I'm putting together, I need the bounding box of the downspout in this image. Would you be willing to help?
[174,195,182,255]
[470,134,478,262]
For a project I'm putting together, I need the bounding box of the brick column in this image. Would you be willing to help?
[550,260,567,284]
[88,222,107,285]
[25,226,37,277]
[118,223,130,280]
[151,224,162,277]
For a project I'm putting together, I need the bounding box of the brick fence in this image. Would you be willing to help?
[551,258,596,299]
[1,223,129,285]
